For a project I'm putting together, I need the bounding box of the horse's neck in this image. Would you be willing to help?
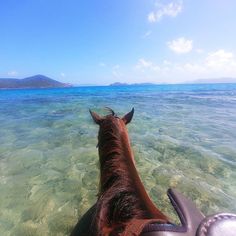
[119,144,159,216]
[99,129,164,218]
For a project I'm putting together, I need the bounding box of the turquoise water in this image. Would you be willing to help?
[0,84,236,235]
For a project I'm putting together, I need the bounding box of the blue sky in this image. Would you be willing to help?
[1,0,236,85]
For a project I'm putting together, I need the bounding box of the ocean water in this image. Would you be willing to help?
[0,84,236,235]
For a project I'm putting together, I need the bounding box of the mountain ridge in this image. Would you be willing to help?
[0,75,72,89]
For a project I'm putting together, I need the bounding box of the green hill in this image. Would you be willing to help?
[0,75,72,89]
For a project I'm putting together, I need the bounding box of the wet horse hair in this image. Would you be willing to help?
[88,108,168,236]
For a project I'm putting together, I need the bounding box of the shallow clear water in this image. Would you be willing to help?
[0,84,236,235]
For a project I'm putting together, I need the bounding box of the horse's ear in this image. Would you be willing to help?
[89,110,102,125]
[122,108,134,125]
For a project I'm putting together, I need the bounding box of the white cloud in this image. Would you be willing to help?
[99,62,106,67]
[205,49,236,68]
[148,1,183,23]
[167,37,193,54]
[134,49,236,83]
[143,30,152,38]
[181,63,206,74]
[163,60,172,65]
[8,71,18,76]
[113,64,120,70]
[112,64,122,78]
[60,72,66,77]
[196,48,204,54]
[112,71,120,78]
[148,12,156,23]
[136,58,153,68]
[135,58,160,72]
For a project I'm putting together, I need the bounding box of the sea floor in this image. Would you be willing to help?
[0,85,236,235]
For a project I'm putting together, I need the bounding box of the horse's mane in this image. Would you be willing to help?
[91,116,145,234]
[89,111,168,236]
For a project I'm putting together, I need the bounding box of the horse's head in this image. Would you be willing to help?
[89,107,134,153]
[89,107,134,129]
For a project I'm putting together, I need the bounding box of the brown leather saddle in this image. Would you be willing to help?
[139,189,236,236]
[70,188,236,236]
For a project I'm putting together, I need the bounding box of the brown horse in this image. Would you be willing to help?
[71,108,169,236]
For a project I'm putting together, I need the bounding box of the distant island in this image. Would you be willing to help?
[110,82,156,86]
[110,82,128,86]
[0,75,72,89]
[110,78,236,86]
[190,77,236,84]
